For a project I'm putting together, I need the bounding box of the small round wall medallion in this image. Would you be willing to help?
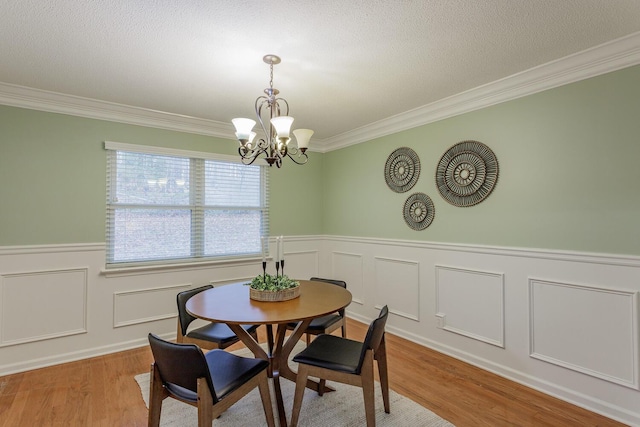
[385,147,420,193]
[436,140,498,207]
[403,192,435,230]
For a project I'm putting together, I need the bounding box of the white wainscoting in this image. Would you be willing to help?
[374,256,420,321]
[435,265,505,347]
[1,236,640,425]
[113,283,192,328]
[332,251,364,305]
[281,249,319,281]
[529,278,638,389]
[1,267,88,346]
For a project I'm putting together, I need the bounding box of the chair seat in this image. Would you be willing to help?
[287,314,342,332]
[187,323,258,345]
[293,334,363,374]
[165,349,269,402]
[207,349,270,398]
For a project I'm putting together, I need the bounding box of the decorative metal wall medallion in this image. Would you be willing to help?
[436,140,498,207]
[385,147,420,193]
[403,193,435,230]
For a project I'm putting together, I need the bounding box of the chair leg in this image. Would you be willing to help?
[197,378,214,427]
[305,333,311,346]
[318,379,326,396]
[341,320,347,338]
[376,337,390,413]
[148,364,166,427]
[256,371,276,427]
[361,352,376,427]
[289,364,310,427]
[176,320,185,343]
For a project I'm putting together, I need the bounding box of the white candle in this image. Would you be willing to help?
[280,235,284,261]
[261,236,266,262]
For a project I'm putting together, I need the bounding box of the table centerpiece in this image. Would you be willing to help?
[246,273,300,302]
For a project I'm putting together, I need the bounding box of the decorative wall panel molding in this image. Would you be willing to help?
[435,265,505,347]
[1,268,88,346]
[374,257,420,321]
[529,279,638,389]
[113,283,191,328]
[281,250,319,281]
[332,251,364,305]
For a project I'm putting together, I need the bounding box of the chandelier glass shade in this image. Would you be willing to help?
[232,55,313,168]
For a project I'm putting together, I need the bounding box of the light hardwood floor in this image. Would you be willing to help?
[0,318,626,427]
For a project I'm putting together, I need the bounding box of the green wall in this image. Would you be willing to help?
[0,107,323,245]
[322,65,640,256]
[269,151,324,236]
[1,65,639,255]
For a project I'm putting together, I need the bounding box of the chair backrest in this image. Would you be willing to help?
[356,305,389,373]
[148,333,217,403]
[177,285,213,335]
[310,277,347,289]
[310,277,347,316]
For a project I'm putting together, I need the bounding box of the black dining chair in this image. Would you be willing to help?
[177,285,259,350]
[285,277,348,345]
[147,333,275,427]
[289,305,390,427]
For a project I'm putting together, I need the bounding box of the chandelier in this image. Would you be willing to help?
[232,55,313,168]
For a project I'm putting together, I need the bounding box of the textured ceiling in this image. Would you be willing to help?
[2,0,640,143]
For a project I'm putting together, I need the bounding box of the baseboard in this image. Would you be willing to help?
[0,332,175,376]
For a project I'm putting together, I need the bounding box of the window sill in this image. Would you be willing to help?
[101,256,268,278]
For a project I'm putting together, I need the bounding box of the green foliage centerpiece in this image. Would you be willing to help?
[248,235,299,301]
[246,273,300,302]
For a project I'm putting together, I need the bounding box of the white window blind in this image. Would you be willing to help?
[105,142,269,267]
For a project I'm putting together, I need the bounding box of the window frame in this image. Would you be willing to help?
[104,141,269,269]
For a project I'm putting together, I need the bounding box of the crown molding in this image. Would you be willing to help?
[0,32,639,152]
[0,82,235,138]
[323,31,640,151]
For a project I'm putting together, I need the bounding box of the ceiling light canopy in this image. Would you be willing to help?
[232,55,313,168]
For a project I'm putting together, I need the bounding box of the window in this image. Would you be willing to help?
[105,142,269,267]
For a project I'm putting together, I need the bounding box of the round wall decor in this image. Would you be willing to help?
[403,193,435,230]
[385,147,420,193]
[436,140,498,207]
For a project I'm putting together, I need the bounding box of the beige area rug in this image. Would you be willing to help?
[135,342,454,427]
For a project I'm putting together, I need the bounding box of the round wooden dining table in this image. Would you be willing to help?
[185,279,352,427]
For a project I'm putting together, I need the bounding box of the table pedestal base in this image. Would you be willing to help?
[228,321,334,427]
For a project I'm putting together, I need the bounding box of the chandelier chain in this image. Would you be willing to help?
[269,62,274,92]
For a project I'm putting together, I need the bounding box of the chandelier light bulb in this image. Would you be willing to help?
[270,116,294,138]
[232,118,256,140]
[293,129,313,150]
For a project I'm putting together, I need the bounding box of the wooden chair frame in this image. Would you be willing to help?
[177,285,258,350]
[148,362,275,427]
[290,307,390,427]
[147,335,276,427]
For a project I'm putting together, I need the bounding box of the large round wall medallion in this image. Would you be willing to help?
[436,140,498,207]
[385,147,420,193]
[403,193,435,231]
